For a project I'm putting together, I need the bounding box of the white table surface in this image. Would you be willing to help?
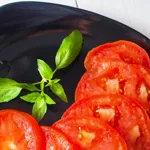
[0,0,150,39]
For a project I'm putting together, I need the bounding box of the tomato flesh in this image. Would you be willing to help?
[0,109,45,150]
[63,95,150,150]
[42,126,78,150]
[75,59,150,113]
[53,117,127,150]
[84,40,150,70]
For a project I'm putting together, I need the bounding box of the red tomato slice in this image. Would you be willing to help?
[63,95,150,150]
[75,59,150,113]
[84,40,150,70]
[41,126,78,150]
[0,109,46,150]
[53,117,127,150]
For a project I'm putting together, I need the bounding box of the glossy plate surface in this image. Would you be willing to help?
[0,2,150,125]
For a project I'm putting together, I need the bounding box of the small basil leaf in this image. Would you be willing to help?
[45,81,52,87]
[20,92,42,103]
[50,82,68,103]
[44,93,56,105]
[32,98,47,122]
[37,59,53,81]
[52,79,60,83]
[17,83,40,92]
[0,78,22,102]
[55,30,83,70]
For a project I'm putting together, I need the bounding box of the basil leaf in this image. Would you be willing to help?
[0,78,22,102]
[17,83,40,92]
[0,87,22,103]
[50,82,67,103]
[20,92,42,103]
[37,59,53,81]
[44,93,56,105]
[55,30,83,70]
[32,98,47,122]
[52,79,60,83]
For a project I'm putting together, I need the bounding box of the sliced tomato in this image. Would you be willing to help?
[75,59,150,113]
[41,126,78,150]
[63,95,150,150]
[0,109,45,150]
[84,40,150,70]
[53,117,127,150]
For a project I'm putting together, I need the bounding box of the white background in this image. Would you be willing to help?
[0,0,150,38]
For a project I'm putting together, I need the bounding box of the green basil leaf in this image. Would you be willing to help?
[20,92,42,103]
[17,83,40,92]
[0,87,22,103]
[45,81,52,87]
[44,93,56,105]
[32,98,47,122]
[0,78,22,102]
[37,59,53,81]
[55,30,83,70]
[50,82,68,103]
[52,79,61,83]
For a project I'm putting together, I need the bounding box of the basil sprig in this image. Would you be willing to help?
[0,30,83,122]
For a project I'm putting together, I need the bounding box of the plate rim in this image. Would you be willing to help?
[0,1,149,42]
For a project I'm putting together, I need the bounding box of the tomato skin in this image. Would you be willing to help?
[53,117,127,150]
[0,109,46,150]
[41,126,78,150]
[75,59,150,113]
[63,95,150,150]
[84,40,150,70]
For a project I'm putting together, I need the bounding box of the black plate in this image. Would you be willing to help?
[0,1,150,125]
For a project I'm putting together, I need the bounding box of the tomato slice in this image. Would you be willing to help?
[53,117,127,150]
[41,126,78,150]
[63,95,150,150]
[0,109,45,150]
[75,59,150,113]
[84,40,150,70]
